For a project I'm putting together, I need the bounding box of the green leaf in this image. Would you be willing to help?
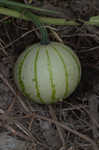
[88,16,99,25]
[0,7,79,26]
[0,0,59,15]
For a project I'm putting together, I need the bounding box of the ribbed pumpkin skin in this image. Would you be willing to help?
[14,42,81,104]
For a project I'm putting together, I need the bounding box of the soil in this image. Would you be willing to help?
[0,0,99,150]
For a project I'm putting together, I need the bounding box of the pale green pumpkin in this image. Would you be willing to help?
[14,42,81,104]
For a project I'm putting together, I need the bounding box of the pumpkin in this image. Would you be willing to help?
[14,42,81,104]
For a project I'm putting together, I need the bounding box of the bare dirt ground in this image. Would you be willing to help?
[0,0,99,150]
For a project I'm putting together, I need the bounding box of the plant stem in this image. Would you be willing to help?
[24,11,49,44]
[0,0,58,15]
[0,7,79,26]
[40,17,79,26]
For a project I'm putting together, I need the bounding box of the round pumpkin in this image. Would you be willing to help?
[14,42,81,104]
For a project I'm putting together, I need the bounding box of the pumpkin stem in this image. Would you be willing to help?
[24,11,50,45]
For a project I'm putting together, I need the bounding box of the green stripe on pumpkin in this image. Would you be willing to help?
[18,48,33,97]
[46,49,56,102]
[61,45,81,84]
[52,46,69,97]
[34,47,45,104]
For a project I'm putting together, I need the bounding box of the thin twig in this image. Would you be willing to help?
[35,114,98,150]
[0,25,56,51]
[7,98,16,112]
[79,46,99,53]
[28,116,35,131]
[0,38,8,55]
[13,111,99,150]
[0,108,48,148]
[48,105,65,146]
[0,72,29,112]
